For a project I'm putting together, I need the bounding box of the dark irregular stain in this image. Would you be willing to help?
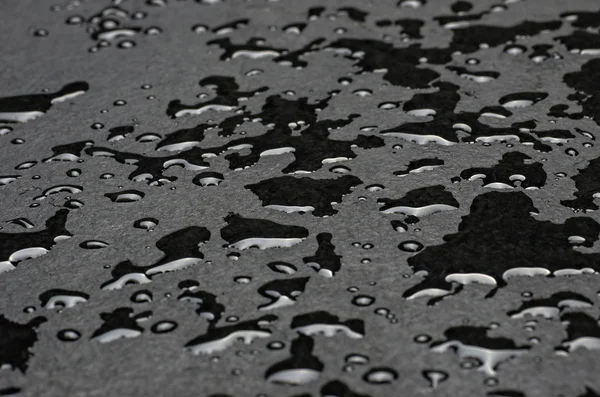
[0,315,46,373]
[245,175,362,217]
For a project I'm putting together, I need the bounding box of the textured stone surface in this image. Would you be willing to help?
[1,0,600,396]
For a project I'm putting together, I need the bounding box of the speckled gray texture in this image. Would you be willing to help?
[2,1,600,396]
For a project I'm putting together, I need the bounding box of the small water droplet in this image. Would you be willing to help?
[67,169,81,177]
[366,184,384,192]
[375,307,389,316]
[352,295,375,306]
[330,165,351,174]
[414,334,431,343]
[363,367,398,384]
[79,240,109,249]
[192,24,209,33]
[484,377,499,387]
[66,15,83,25]
[133,218,158,230]
[137,133,161,142]
[423,370,448,388]
[268,341,285,350]
[379,102,399,110]
[145,27,162,35]
[131,290,153,303]
[227,252,240,261]
[57,329,81,341]
[505,44,526,55]
[398,240,424,252]
[34,29,49,37]
[65,199,84,209]
[118,40,136,49]
[234,276,252,284]
[565,148,579,156]
[345,353,369,365]
[132,11,147,20]
[151,321,178,334]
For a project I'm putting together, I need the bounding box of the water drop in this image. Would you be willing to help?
[353,89,372,97]
[375,307,389,316]
[267,261,297,274]
[352,295,375,307]
[398,240,424,252]
[414,334,431,343]
[57,329,81,342]
[398,0,424,8]
[134,218,158,230]
[366,184,384,192]
[65,199,84,209]
[234,276,251,284]
[145,27,162,36]
[15,161,37,170]
[423,370,448,388]
[66,15,83,25]
[379,102,399,110]
[136,133,162,142]
[226,252,240,261]
[330,165,351,174]
[484,377,499,387]
[79,240,109,249]
[565,148,579,156]
[151,321,178,334]
[34,29,49,37]
[118,40,136,49]
[363,367,398,384]
[192,24,209,33]
[193,172,224,187]
[268,341,285,350]
[131,290,153,303]
[105,190,145,203]
[504,44,526,55]
[345,353,369,365]
[67,169,81,177]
